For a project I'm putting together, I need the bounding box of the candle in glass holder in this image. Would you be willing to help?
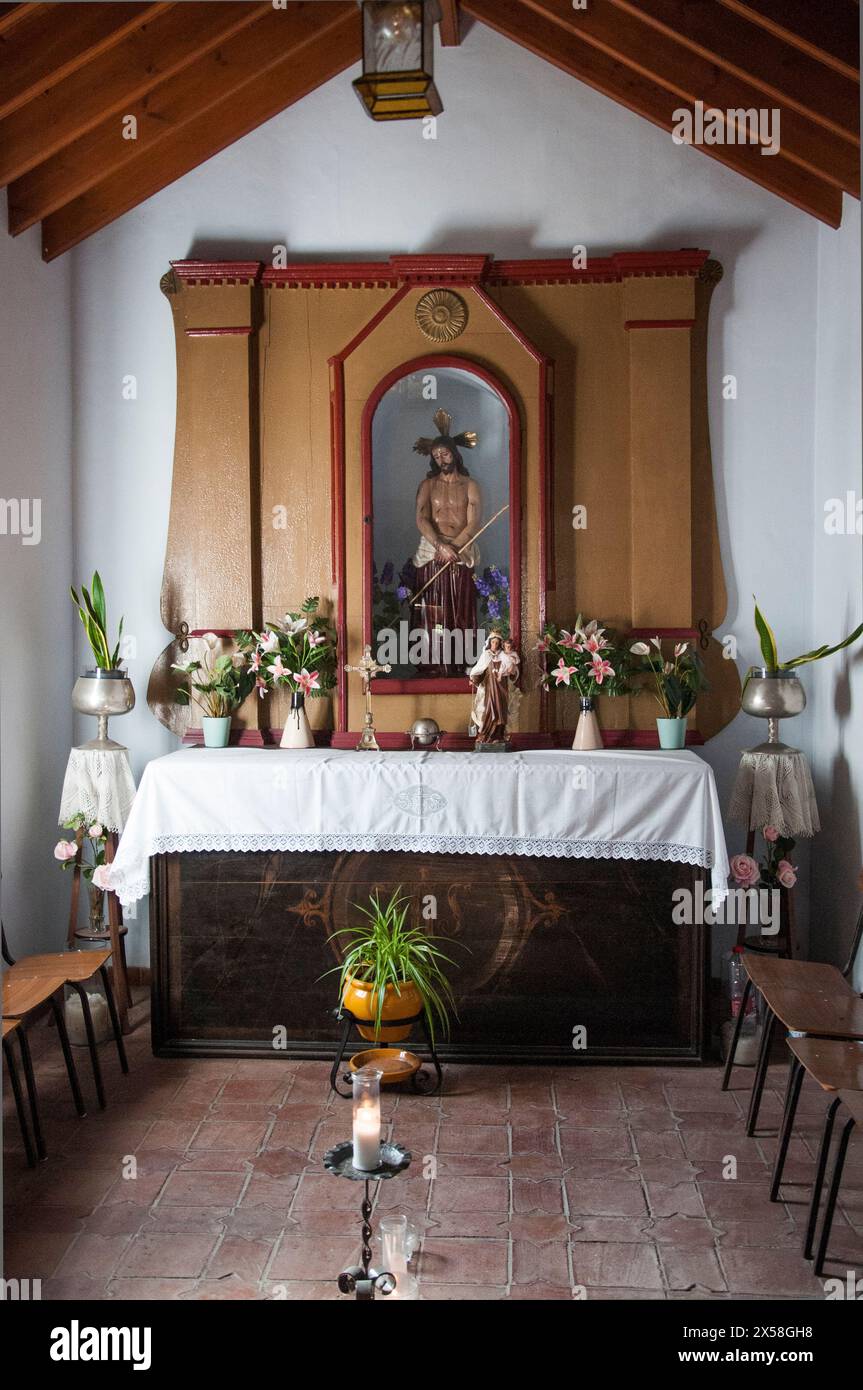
[352,1065,382,1171]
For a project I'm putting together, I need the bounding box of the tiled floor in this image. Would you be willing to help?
[3,1017,861,1300]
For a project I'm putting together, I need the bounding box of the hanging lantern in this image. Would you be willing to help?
[353,2,443,121]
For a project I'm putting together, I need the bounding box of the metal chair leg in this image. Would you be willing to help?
[3,1036,37,1168]
[48,993,86,1117]
[804,1096,841,1260]
[69,981,106,1109]
[329,1014,354,1098]
[721,976,753,1092]
[769,1054,804,1201]
[814,1114,856,1277]
[99,964,129,1074]
[16,1025,47,1160]
[745,1007,776,1136]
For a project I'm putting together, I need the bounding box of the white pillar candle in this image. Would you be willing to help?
[352,1100,381,1171]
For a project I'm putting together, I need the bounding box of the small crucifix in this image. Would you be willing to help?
[344,644,392,751]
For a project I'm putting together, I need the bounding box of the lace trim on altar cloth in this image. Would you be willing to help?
[108,834,715,906]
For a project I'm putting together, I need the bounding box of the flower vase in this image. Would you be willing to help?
[281,692,314,749]
[85,884,106,938]
[656,717,687,749]
[572,697,603,751]
[202,715,231,748]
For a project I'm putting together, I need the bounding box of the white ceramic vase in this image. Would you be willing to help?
[281,692,314,748]
[572,697,603,751]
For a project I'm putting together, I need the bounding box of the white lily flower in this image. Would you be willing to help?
[282,616,308,637]
[630,641,650,656]
[650,636,663,651]
[674,642,688,657]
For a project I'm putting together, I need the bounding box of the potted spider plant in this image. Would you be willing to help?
[324,887,459,1045]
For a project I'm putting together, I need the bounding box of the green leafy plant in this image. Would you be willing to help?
[537,617,630,698]
[629,637,708,718]
[236,597,337,699]
[323,887,461,1047]
[752,598,863,672]
[70,571,124,670]
[172,634,255,718]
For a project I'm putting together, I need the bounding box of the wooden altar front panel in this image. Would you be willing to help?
[150,851,709,1063]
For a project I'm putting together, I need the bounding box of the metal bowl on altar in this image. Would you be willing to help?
[406,717,443,749]
[72,668,135,750]
[741,667,807,720]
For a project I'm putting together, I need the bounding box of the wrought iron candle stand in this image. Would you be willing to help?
[323,1140,412,1301]
[328,1005,443,1098]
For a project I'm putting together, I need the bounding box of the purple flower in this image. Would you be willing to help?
[488,599,500,619]
[396,585,409,602]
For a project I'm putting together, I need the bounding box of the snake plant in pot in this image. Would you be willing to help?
[742,600,863,750]
[324,888,460,1045]
[70,571,135,748]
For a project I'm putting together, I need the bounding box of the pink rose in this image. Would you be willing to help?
[54,840,77,862]
[776,859,797,889]
[730,853,760,887]
[763,825,779,842]
[91,864,112,890]
[88,822,104,839]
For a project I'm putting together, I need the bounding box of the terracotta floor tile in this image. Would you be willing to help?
[116,1232,219,1279]
[431,1154,507,1178]
[632,1131,688,1163]
[292,1173,367,1211]
[569,1216,653,1243]
[698,1181,795,1224]
[240,1173,300,1209]
[3,1230,77,1278]
[512,1178,565,1214]
[565,1178,648,1219]
[426,1211,509,1238]
[643,1215,719,1246]
[560,1126,634,1162]
[430,1175,509,1213]
[508,1211,572,1241]
[53,1233,132,1281]
[268,1232,358,1281]
[189,1120,270,1153]
[645,1182,706,1219]
[511,1239,571,1286]
[720,1247,828,1297]
[660,1246,726,1292]
[160,1170,246,1207]
[418,1282,507,1300]
[205,1234,273,1282]
[108,1277,200,1300]
[571,1240,664,1290]
[143,1207,229,1234]
[437,1123,509,1157]
[260,1279,343,1300]
[418,1237,508,1285]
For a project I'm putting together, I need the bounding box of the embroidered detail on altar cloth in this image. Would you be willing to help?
[108,833,714,908]
[393,786,448,817]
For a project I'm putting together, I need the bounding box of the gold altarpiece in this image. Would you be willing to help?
[148,251,739,744]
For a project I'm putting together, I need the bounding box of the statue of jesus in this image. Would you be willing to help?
[411,409,481,675]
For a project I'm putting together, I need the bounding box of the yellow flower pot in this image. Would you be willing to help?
[343,975,423,1043]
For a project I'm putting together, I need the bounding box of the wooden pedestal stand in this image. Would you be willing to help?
[66,827,131,1032]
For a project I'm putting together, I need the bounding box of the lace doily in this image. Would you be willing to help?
[58,747,137,832]
[727,749,820,837]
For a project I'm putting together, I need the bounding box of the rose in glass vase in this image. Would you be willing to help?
[54,813,112,937]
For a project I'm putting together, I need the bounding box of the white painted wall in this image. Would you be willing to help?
[4,23,858,969]
[0,219,73,956]
[809,200,863,989]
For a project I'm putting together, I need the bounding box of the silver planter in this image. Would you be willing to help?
[741,667,805,753]
[72,669,135,750]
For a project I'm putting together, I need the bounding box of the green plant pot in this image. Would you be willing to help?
[202,716,231,748]
[656,717,686,750]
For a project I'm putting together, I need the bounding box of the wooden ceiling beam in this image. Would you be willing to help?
[0,3,166,122]
[718,0,860,81]
[607,0,859,144]
[0,1,270,187]
[439,0,461,46]
[520,0,858,195]
[10,3,356,232]
[462,0,843,225]
[0,3,34,35]
[40,5,361,261]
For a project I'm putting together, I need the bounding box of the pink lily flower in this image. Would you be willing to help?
[591,656,615,685]
[271,656,288,682]
[307,629,326,649]
[536,637,550,654]
[250,650,262,672]
[260,630,280,654]
[553,658,577,687]
[255,676,268,699]
[296,668,321,697]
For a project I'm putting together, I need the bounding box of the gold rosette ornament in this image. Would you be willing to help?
[415,289,468,343]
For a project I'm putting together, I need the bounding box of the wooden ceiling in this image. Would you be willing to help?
[0,0,857,261]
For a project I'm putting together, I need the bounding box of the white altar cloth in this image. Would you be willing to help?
[107,746,730,907]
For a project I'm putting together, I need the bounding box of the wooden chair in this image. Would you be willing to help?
[768,1037,862,1276]
[1,924,129,1111]
[3,1018,38,1168]
[2,972,86,1123]
[721,892,863,1137]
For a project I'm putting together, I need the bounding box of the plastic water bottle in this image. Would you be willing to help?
[727,946,756,1034]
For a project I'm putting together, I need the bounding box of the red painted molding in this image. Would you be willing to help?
[181,726,706,750]
[624,319,696,331]
[374,678,474,696]
[184,326,253,338]
[182,728,266,747]
[262,249,711,290]
[171,260,263,285]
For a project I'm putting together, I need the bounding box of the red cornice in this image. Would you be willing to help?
[170,260,262,285]
[184,326,253,337]
[256,249,710,290]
